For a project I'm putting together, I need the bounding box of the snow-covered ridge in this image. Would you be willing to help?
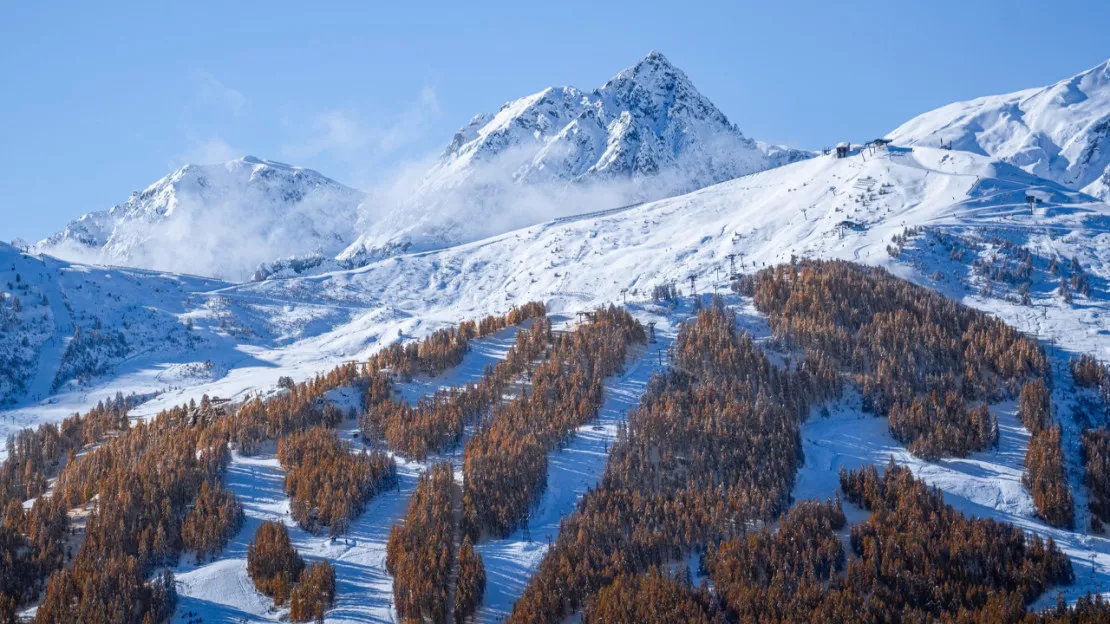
[336,50,812,266]
[34,156,368,282]
[890,57,1110,201]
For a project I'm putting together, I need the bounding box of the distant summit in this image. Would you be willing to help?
[890,58,1110,200]
[34,156,367,281]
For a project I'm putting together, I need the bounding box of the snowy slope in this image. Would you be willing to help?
[9,143,1110,616]
[0,242,229,410]
[890,58,1110,201]
[33,156,367,282]
[13,144,1110,451]
[336,51,811,265]
[236,144,1110,362]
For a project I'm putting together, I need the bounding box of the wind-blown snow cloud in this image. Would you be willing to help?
[280,86,442,188]
[192,71,247,117]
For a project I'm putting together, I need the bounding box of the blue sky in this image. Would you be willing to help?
[3,0,1109,241]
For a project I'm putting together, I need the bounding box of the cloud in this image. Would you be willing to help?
[172,71,250,167]
[193,71,246,116]
[279,86,442,185]
[177,136,243,166]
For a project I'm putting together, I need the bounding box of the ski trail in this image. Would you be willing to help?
[474,318,676,623]
[24,256,75,404]
[172,324,528,623]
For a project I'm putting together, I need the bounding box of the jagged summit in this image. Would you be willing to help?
[890,57,1110,200]
[338,51,811,267]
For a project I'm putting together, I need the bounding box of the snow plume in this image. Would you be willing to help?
[103,187,341,281]
[35,157,366,282]
[336,143,704,267]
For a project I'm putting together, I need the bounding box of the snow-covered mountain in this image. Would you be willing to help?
[32,52,810,281]
[34,156,368,281]
[9,143,1110,619]
[336,51,811,266]
[890,58,1110,200]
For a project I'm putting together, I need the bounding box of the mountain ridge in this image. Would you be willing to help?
[890,57,1110,200]
[337,50,813,268]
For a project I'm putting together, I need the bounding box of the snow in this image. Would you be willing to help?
[891,58,1110,201]
[792,379,1110,604]
[31,52,812,283]
[474,306,682,622]
[8,133,1110,612]
[328,50,813,268]
[172,322,533,623]
[33,156,367,282]
[172,303,681,623]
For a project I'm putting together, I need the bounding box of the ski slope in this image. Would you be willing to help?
[7,142,1110,613]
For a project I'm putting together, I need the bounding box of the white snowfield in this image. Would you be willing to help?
[891,58,1110,201]
[6,141,1110,616]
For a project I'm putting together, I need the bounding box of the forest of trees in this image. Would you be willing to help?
[510,302,840,622]
[289,560,337,622]
[247,520,305,606]
[512,286,1083,623]
[583,568,719,624]
[386,462,457,623]
[246,520,338,621]
[454,536,485,624]
[1019,380,1075,528]
[641,464,1074,623]
[462,306,647,539]
[385,461,489,624]
[737,259,1046,459]
[277,427,395,535]
[0,302,545,621]
[180,479,244,563]
[1082,428,1110,532]
[360,315,553,459]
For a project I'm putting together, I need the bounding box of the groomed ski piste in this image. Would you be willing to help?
[6,143,1110,616]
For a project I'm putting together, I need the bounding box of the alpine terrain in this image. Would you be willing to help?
[32,156,367,281]
[4,50,1110,624]
[891,58,1110,201]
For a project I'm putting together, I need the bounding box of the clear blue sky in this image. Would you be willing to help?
[3,0,1109,241]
